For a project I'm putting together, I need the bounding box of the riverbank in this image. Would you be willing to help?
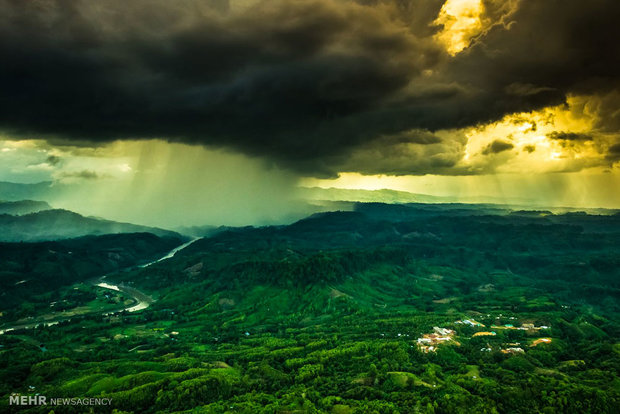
[0,237,201,335]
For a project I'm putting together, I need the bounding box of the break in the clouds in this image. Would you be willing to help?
[0,0,619,176]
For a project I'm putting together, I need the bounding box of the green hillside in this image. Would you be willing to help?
[0,204,618,413]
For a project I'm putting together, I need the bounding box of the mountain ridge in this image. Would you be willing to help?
[0,200,52,215]
[0,208,182,242]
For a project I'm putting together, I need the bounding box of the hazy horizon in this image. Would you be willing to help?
[2,172,619,230]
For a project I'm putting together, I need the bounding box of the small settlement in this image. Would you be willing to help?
[416,327,456,353]
[415,316,552,355]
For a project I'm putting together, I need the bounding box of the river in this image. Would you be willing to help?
[0,237,201,335]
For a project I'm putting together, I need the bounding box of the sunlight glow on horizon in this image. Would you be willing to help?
[299,171,620,209]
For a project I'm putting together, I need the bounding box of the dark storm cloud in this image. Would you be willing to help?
[607,143,620,162]
[335,129,467,175]
[380,130,443,145]
[437,0,620,131]
[58,170,100,180]
[547,132,593,141]
[0,0,618,176]
[482,140,513,155]
[46,155,62,166]
[590,91,620,133]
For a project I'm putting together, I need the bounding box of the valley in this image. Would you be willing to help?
[0,203,618,413]
[1,237,200,335]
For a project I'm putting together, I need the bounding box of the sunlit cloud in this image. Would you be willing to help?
[458,94,615,174]
[433,0,485,55]
[300,91,620,209]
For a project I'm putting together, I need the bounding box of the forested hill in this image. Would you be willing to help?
[0,200,51,215]
[0,204,618,413]
[0,208,181,242]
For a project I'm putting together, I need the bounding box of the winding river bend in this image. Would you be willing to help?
[0,237,201,335]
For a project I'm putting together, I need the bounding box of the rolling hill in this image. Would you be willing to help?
[0,200,52,215]
[0,208,182,242]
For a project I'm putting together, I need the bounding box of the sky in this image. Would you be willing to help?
[0,0,619,226]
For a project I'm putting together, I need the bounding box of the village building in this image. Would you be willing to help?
[455,319,485,327]
[501,347,525,354]
[531,338,552,347]
[472,331,497,337]
[416,327,456,353]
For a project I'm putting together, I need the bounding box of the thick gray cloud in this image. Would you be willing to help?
[547,132,593,141]
[45,155,62,166]
[483,140,514,155]
[608,143,620,162]
[57,170,100,180]
[0,0,618,176]
[336,129,466,175]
